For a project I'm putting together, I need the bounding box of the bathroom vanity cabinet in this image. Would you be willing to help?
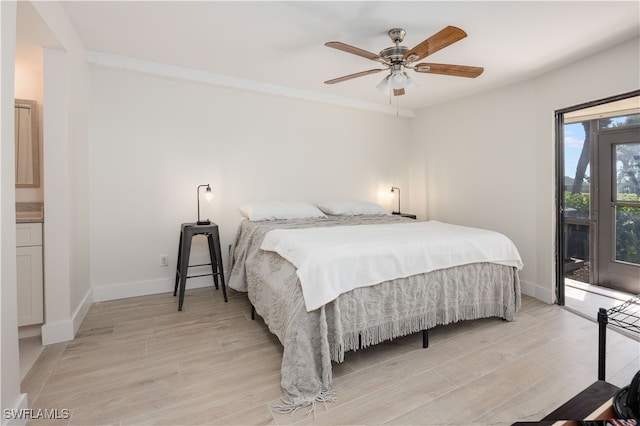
[16,222,44,326]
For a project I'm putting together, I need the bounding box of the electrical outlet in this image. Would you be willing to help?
[159,254,168,266]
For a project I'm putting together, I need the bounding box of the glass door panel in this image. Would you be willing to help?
[563,121,593,283]
[615,142,640,200]
[615,206,640,265]
[598,130,640,294]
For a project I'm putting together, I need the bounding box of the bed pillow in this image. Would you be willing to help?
[317,200,389,216]
[239,201,327,221]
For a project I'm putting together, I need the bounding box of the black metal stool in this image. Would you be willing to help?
[174,222,228,310]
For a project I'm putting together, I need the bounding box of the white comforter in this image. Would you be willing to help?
[261,220,523,311]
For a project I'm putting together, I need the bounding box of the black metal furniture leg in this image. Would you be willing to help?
[206,234,220,290]
[173,228,184,297]
[251,304,255,320]
[422,329,429,348]
[211,228,228,302]
[178,233,192,311]
[597,307,608,381]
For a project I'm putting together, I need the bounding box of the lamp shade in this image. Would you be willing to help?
[377,68,415,94]
[404,73,417,89]
[376,75,390,92]
[389,70,408,90]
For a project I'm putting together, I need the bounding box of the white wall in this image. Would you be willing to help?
[88,66,411,300]
[24,1,91,344]
[409,37,640,303]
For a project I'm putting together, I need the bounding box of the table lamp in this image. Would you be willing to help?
[390,186,401,214]
[197,184,212,225]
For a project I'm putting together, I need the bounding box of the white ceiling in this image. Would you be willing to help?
[18,1,640,111]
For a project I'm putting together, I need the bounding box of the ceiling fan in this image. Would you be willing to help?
[324,26,484,96]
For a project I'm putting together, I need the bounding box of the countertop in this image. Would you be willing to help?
[16,202,44,223]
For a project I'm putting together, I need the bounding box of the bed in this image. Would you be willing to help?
[228,203,523,414]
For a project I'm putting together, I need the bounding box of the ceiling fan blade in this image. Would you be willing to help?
[324,69,384,84]
[325,41,380,61]
[393,88,405,96]
[404,26,467,62]
[414,63,484,78]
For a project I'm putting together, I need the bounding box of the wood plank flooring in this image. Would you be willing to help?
[22,287,639,425]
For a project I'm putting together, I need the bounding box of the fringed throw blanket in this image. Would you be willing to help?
[228,215,522,415]
[261,221,523,311]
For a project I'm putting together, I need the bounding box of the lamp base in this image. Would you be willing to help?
[197,219,211,225]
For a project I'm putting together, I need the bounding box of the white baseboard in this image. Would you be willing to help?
[40,288,93,345]
[2,393,29,426]
[72,288,93,336]
[92,276,214,302]
[41,319,74,345]
[520,280,555,304]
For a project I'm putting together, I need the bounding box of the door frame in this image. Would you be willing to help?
[555,89,640,306]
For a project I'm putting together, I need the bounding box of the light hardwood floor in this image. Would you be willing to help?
[22,287,639,425]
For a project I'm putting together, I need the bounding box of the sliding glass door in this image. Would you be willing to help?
[556,92,640,304]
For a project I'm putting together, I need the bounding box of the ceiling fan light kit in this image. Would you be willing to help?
[389,65,409,89]
[324,26,484,96]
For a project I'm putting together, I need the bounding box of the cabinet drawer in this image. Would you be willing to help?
[16,223,43,247]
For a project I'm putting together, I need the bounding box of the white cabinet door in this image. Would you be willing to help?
[17,244,44,326]
[16,222,43,246]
